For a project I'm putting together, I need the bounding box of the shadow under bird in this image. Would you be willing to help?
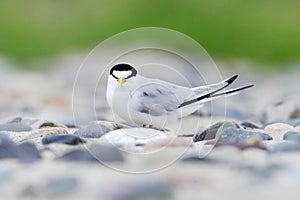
[106,64,253,129]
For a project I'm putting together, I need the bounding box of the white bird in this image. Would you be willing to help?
[106,63,253,129]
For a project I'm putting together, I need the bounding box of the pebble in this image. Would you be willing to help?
[19,127,68,142]
[269,142,300,153]
[58,144,124,163]
[44,177,78,198]
[42,134,86,145]
[240,121,261,129]
[86,144,125,163]
[57,149,97,162]
[264,123,295,141]
[221,127,272,144]
[91,120,131,131]
[264,123,294,134]
[74,124,110,138]
[193,121,239,143]
[0,138,41,163]
[283,131,300,142]
[0,123,32,132]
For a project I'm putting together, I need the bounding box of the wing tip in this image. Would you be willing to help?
[226,75,238,85]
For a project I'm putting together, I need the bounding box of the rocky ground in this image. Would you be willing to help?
[1,56,300,200]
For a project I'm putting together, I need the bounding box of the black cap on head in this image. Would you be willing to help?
[110,64,137,79]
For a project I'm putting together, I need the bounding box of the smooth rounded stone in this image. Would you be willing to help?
[86,144,124,162]
[283,131,300,142]
[221,127,272,144]
[193,121,239,143]
[28,119,67,130]
[269,142,300,153]
[74,124,110,138]
[0,123,32,132]
[42,134,86,145]
[264,123,295,141]
[44,177,78,198]
[264,119,300,127]
[0,138,41,163]
[58,144,124,163]
[144,137,193,150]
[19,127,69,142]
[240,121,261,129]
[91,120,131,131]
[103,128,169,149]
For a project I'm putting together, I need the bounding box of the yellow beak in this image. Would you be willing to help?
[117,77,126,84]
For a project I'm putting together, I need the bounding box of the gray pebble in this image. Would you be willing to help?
[58,144,124,163]
[74,124,110,138]
[0,123,32,132]
[283,131,300,142]
[221,127,272,143]
[0,138,41,163]
[240,121,261,129]
[193,121,239,143]
[45,177,78,198]
[42,134,85,145]
[269,142,300,153]
[57,149,97,162]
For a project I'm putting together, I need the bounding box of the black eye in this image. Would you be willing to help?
[110,63,137,79]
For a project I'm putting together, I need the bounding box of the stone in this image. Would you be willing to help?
[42,134,85,145]
[269,142,300,153]
[44,177,78,198]
[91,120,131,131]
[19,127,68,142]
[58,144,124,163]
[240,121,261,129]
[283,131,300,142]
[221,127,272,144]
[86,144,125,163]
[0,123,32,132]
[28,119,67,129]
[193,121,239,143]
[57,149,97,162]
[0,138,41,163]
[264,123,295,141]
[74,124,110,138]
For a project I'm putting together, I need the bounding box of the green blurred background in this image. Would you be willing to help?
[0,0,299,67]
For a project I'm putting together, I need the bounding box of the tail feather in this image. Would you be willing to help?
[191,75,238,96]
[178,75,253,108]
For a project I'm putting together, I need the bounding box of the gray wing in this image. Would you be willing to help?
[129,83,181,116]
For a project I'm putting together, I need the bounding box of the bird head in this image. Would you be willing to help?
[109,64,137,85]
